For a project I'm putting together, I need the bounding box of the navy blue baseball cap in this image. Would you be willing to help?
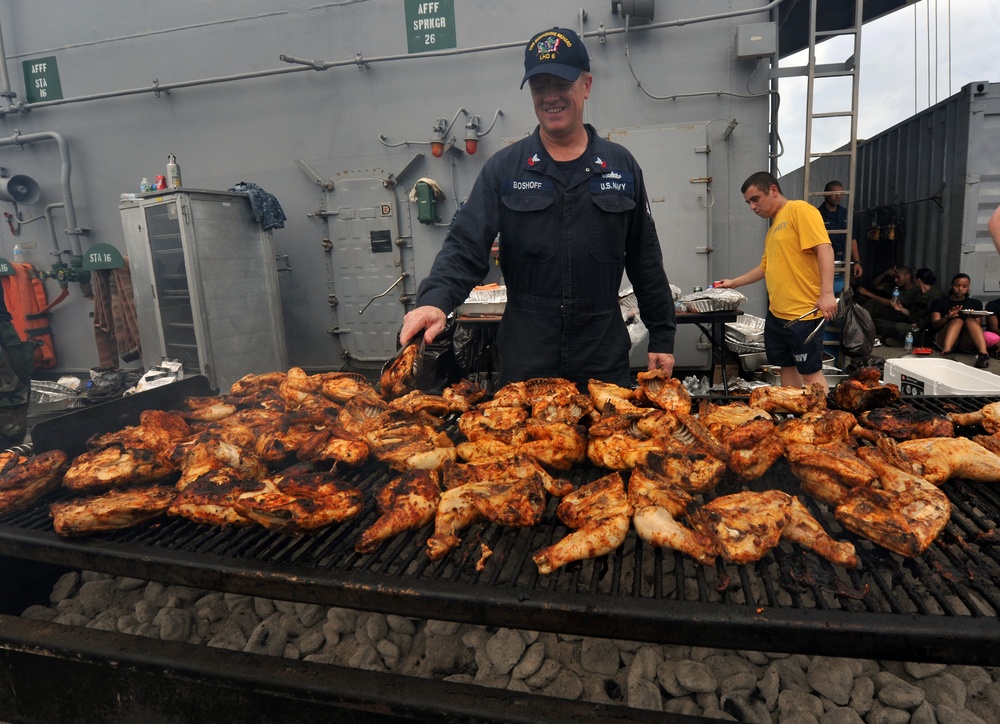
[520,27,590,89]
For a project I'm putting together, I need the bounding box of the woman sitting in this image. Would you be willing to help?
[929,273,990,368]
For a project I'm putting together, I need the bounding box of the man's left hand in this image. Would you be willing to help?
[648,353,675,377]
[852,262,863,278]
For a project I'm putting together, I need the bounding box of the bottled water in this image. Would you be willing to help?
[904,331,913,353]
[892,286,900,304]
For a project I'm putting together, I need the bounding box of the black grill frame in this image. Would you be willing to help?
[3,387,1000,665]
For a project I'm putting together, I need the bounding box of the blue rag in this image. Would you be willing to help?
[228,181,287,231]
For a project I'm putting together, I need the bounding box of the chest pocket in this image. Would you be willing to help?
[589,193,635,263]
[501,192,555,262]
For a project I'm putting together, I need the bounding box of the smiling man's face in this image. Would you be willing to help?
[528,72,591,141]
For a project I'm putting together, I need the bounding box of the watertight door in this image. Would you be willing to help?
[325,176,413,363]
[607,123,713,370]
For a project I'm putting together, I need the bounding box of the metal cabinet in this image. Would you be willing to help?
[119,189,287,390]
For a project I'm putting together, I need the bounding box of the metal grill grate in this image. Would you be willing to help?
[2,393,1000,664]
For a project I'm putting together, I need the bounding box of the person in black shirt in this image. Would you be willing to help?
[929,273,990,368]
[817,181,862,285]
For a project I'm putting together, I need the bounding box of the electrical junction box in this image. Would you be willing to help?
[736,22,776,60]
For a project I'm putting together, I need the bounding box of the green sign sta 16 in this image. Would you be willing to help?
[22,56,63,104]
[404,0,456,54]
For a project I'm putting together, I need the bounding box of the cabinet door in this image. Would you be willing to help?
[144,200,204,377]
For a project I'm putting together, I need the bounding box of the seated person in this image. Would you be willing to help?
[857,265,899,302]
[929,273,991,368]
[858,266,923,345]
[984,297,1000,358]
[909,267,944,345]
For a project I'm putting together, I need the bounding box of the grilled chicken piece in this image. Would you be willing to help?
[441,379,487,413]
[523,377,595,425]
[334,396,390,439]
[628,463,717,564]
[295,430,370,466]
[0,450,69,514]
[356,470,441,553]
[635,369,692,416]
[63,446,177,492]
[178,395,238,422]
[638,440,726,495]
[785,442,877,505]
[749,384,828,416]
[520,420,587,470]
[480,381,528,409]
[235,465,364,534]
[320,374,381,405]
[279,366,324,409]
[896,436,1000,484]
[533,472,633,575]
[783,498,859,568]
[380,343,419,400]
[587,379,637,415]
[441,453,573,497]
[706,417,783,481]
[836,447,951,557]
[830,367,900,413]
[254,418,329,464]
[691,490,857,567]
[388,390,453,417]
[458,406,529,444]
[169,468,268,526]
[973,434,1000,457]
[365,419,457,471]
[949,401,1000,433]
[174,437,269,490]
[229,371,286,397]
[859,405,954,440]
[697,402,772,441]
[86,409,191,456]
[427,475,546,561]
[50,485,177,536]
[775,410,858,447]
[587,408,680,470]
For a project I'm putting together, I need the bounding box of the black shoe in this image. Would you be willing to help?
[975,353,990,369]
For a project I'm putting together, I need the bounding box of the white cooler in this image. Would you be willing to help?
[883,358,1000,396]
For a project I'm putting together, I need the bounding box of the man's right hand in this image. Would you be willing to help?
[399,305,448,347]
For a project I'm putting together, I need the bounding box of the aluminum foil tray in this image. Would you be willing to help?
[725,314,766,344]
[679,288,745,312]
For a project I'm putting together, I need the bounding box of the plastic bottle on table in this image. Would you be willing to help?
[904,331,913,353]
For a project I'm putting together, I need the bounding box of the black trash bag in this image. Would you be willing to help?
[452,321,501,396]
[412,316,462,395]
[837,288,877,358]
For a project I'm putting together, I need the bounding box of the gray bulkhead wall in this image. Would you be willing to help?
[0,0,772,376]
[782,82,1000,302]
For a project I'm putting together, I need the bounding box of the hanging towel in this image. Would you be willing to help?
[92,261,141,368]
[228,181,287,231]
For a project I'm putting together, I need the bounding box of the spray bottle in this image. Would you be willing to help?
[166,154,182,188]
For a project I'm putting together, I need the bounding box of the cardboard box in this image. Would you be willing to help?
[883,358,1000,396]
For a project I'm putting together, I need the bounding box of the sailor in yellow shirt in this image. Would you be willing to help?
[716,171,837,389]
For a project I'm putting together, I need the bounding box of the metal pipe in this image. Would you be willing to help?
[3,1,790,113]
[0,16,14,104]
[44,203,67,260]
[0,131,83,257]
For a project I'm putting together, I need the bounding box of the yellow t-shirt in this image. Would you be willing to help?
[759,200,831,320]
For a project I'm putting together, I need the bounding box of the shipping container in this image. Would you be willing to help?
[782,81,1000,300]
